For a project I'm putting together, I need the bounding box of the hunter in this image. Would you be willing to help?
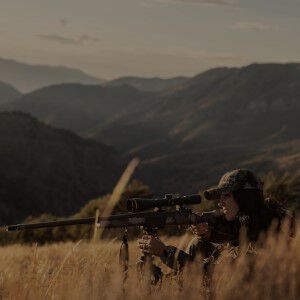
[138,169,292,271]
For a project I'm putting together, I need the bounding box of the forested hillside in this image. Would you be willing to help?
[0,112,124,223]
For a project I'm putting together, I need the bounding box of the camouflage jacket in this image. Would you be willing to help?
[160,201,291,270]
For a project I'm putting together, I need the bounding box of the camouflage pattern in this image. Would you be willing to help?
[204,169,263,200]
[158,170,292,272]
[160,238,219,271]
[160,199,290,271]
[160,213,238,271]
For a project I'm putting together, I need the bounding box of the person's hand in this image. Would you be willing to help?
[190,223,211,239]
[138,235,167,257]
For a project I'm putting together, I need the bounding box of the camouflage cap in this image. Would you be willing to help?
[204,169,263,200]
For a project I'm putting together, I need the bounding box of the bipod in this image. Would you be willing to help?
[136,227,162,286]
[119,228,129,284]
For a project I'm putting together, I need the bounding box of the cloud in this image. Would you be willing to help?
[156,0,238,6]
[37,34,101,45]
[230,21,273,31]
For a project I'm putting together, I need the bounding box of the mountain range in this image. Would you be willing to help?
[1,62,300,195]
[0,112,124,223]
[0,57,191,93]
[0,58,103,93]
[105,76,189,92]
[2,83,153,134]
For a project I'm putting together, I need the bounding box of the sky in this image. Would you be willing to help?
[0,0,300,79]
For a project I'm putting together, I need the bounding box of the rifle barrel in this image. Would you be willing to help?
[4,217,96,232]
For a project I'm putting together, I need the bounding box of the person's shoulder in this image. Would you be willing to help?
[265,198,285,212]
[264,198,292,220]
[264,198,296,236]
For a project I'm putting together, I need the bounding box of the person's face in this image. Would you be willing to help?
[218,193,239,221]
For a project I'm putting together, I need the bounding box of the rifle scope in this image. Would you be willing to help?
[126,194,201,213]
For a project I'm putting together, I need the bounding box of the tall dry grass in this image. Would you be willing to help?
[0,219,299,300]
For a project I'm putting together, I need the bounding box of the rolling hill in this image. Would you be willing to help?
[2,63,300,194]
[0,112,124,223]
[1,83,153,134]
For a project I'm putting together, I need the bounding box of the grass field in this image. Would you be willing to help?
[0,219,298,300]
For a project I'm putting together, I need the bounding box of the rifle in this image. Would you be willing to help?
[3,194,218,232]
[1,194,219,284]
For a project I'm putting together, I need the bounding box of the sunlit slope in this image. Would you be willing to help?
[96,63,300,192]
[0,226,299,299]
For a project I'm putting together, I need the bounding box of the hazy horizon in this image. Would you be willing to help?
[2,56,300,82]
[1,0,300,80]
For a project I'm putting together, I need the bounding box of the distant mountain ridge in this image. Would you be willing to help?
[0,57,190,94]
[2,63,300,194]
[2,83,152,134]
[0,81,21,105]
[0,111,124,223]
[92,63,300,151]
[0,58,104,93]
[105,76,189,92]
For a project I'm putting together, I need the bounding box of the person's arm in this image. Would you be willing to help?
[138,222,218,271]
[160,236,220,270]
[159,245,190,270]
[138,235,192,270]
